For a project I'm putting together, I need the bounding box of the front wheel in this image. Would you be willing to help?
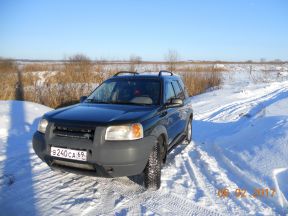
[144,140,162,190]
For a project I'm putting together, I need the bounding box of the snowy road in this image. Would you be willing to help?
[1,75,288,215]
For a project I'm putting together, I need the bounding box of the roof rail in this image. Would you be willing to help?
[113,71,139,77]
[159,70,173,76]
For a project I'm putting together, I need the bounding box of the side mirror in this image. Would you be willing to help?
[166,98,183,108]
[80,96,87,103]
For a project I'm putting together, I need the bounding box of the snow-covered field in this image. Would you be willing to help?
[0,66,288,215]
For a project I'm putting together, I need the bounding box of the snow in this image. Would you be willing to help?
[1,67,288,215]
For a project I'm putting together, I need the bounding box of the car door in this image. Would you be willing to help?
[172,80,187,135]
[163,81,180,144]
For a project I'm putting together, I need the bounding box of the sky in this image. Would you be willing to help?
[0,0,287,61]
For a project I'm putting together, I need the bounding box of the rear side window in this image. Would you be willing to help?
[172,80,185,99]
[165,82,176,103]
[178,79,189,98]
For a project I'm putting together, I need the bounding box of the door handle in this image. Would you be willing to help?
[160,111,167,117]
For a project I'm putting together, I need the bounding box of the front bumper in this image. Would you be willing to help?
[33,126,157,177]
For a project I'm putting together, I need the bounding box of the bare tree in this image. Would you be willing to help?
[165,49,180,72]
[129,54,142,71]
[65,54,93,75]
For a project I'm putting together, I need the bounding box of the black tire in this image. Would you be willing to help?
[184,118,192,144]
[144,139,162,190]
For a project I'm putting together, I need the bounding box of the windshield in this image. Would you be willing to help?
[86,79,161,105]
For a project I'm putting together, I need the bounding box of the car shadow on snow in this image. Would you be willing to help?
[0,71,39,215]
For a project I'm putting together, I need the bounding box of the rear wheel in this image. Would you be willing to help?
[184,118,192,144]
[144,137,164,190]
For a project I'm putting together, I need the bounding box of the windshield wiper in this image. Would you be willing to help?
[86,99,152,106]
[114,101,151,106]
[85,99,110,104]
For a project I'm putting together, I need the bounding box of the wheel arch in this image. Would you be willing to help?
[150,125,168,147]
[150,125,168,163]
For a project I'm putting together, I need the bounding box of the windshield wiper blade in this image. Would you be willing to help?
[115,101,151,106]
[85,99,109,104]
[86,99,151,106]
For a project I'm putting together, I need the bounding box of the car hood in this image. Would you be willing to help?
[45,103,159,125]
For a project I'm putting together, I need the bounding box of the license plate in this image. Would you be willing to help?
[50,147,87,161]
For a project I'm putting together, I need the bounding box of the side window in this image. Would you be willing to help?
[165,82,176,103]
[172,80,185,99]
[178,79,189,98]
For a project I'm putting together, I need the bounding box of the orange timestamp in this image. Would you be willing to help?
[217,188,276,198]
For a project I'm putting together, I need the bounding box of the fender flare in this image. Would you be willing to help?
[150,125,168,145]
[185,112,194,130]
[150,125,168,162]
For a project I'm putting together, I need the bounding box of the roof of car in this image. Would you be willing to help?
[108,71,180,81]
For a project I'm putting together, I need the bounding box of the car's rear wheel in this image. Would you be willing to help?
[184,118,192,144]
[144,137,163,190]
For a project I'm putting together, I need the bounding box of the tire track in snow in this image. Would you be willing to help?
[186,85,288,215]
[80,168,222,216]
[181,145,247,215]
[180,144,211,204]
[186,144,275,215]
[197,86,288,122]
[108,178,222,216]
[210,145,282,214]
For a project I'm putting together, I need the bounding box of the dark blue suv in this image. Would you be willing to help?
[33,71,193,190]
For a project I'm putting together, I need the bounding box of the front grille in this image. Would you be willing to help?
[53,125,95,140]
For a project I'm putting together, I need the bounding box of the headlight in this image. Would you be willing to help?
[105,123,143,141]
[37,119,48,134]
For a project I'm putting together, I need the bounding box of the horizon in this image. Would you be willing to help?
[0,57,288,64]
[1,0,288,61]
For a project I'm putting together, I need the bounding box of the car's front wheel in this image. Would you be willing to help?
[144,138,162,190]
